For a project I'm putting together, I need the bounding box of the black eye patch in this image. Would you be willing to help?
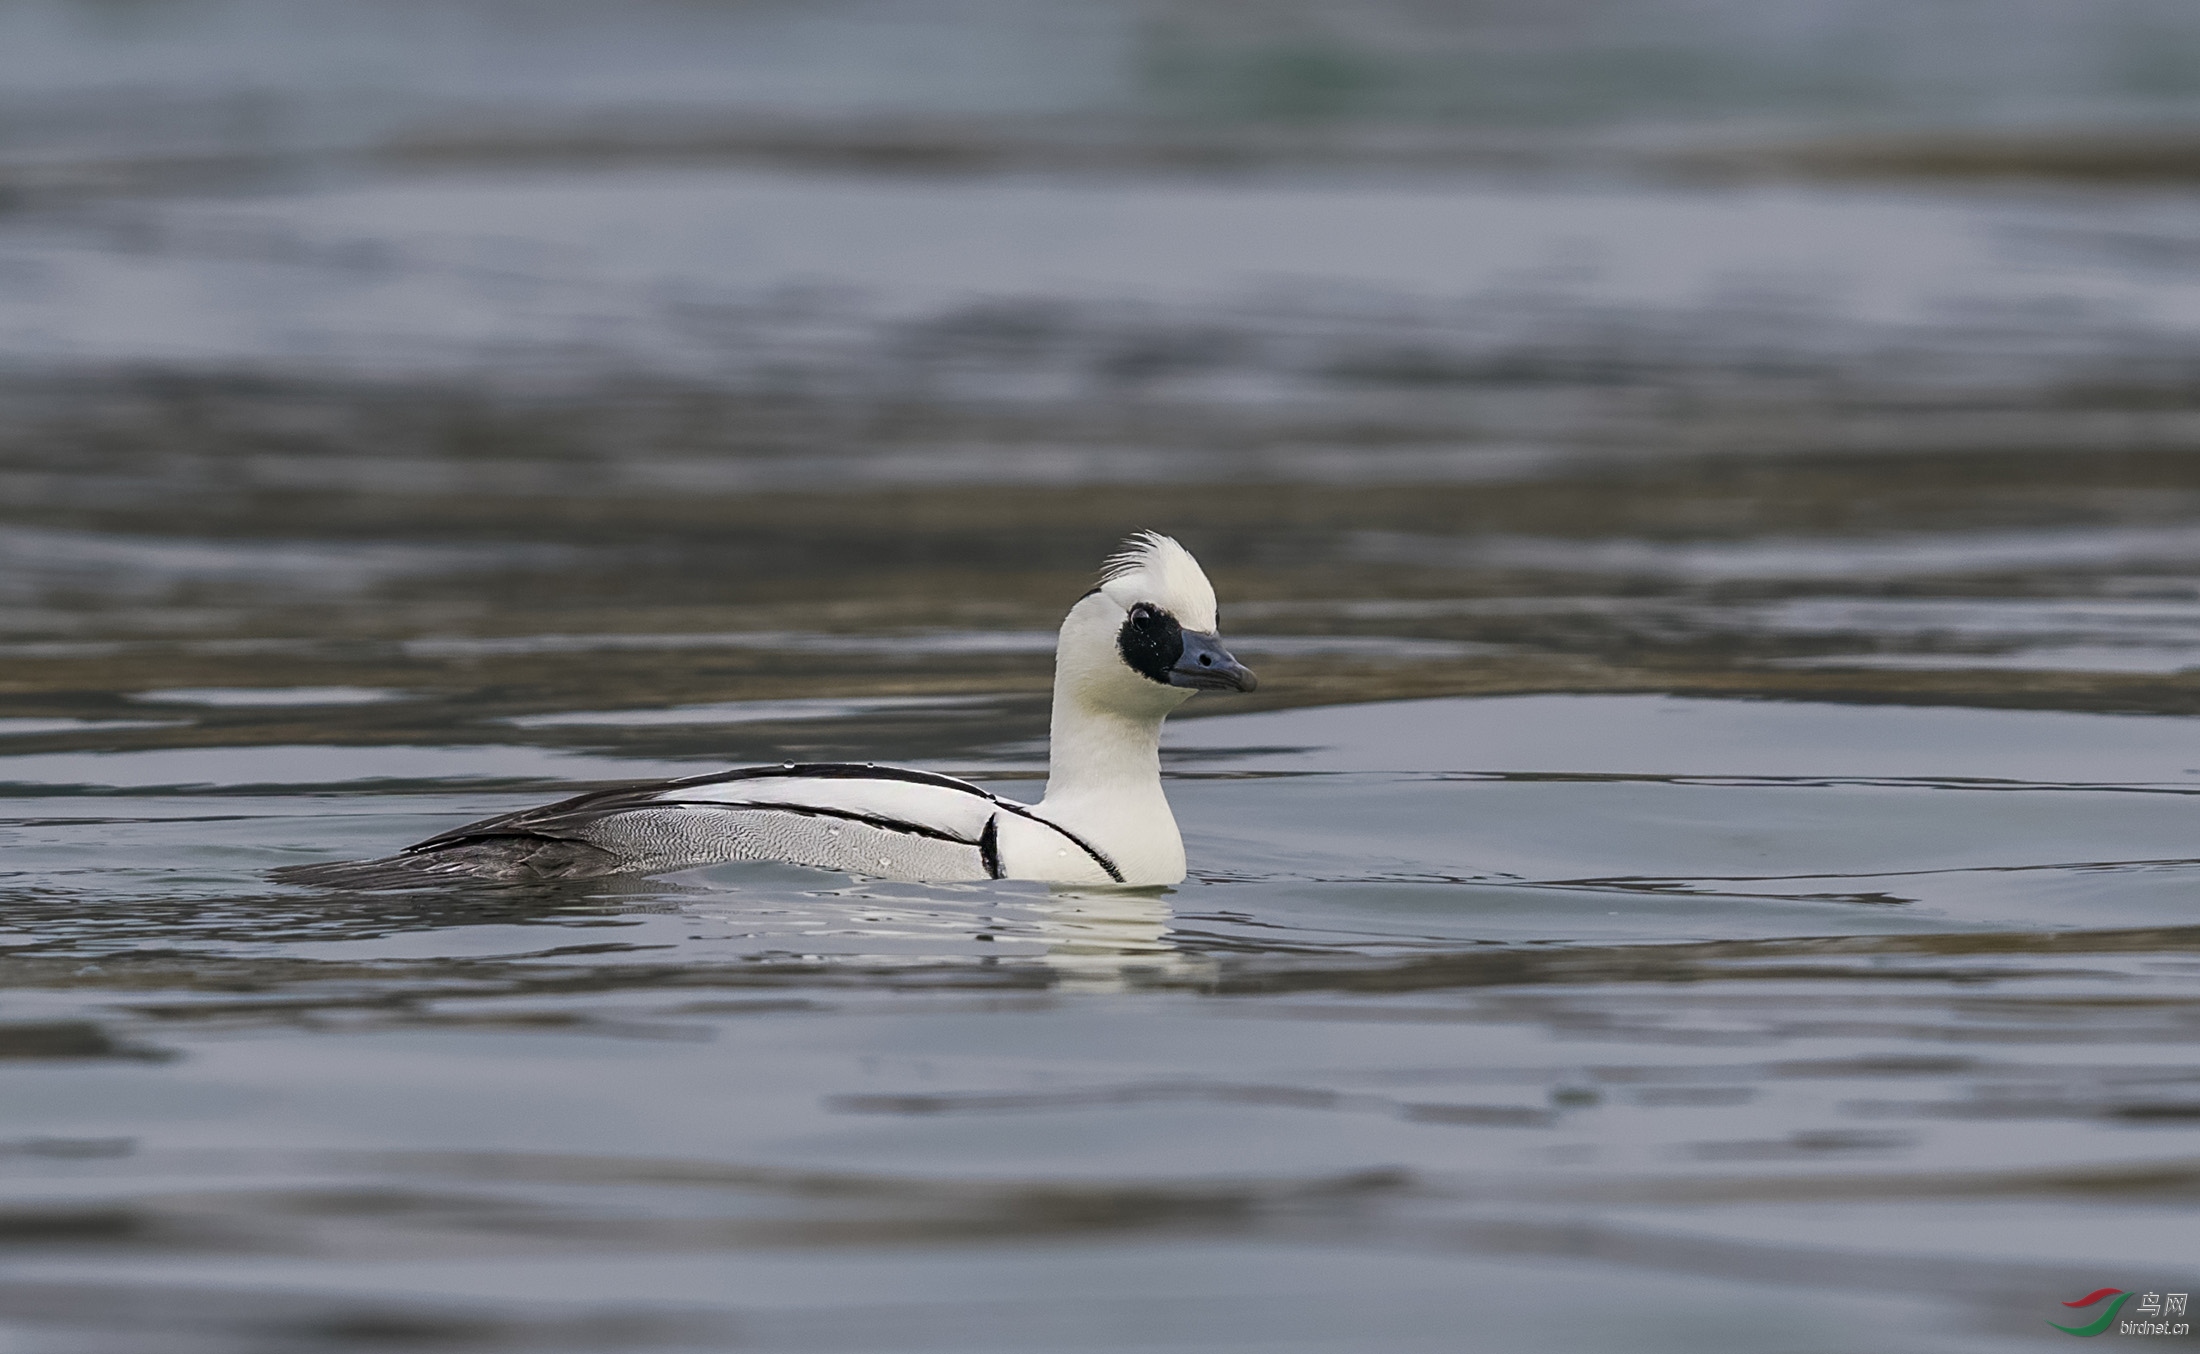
[1116,603,1183,685]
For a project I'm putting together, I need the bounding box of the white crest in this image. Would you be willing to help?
[1097,531,1218,632]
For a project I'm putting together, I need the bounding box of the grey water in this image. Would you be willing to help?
[7,2,2200,1350]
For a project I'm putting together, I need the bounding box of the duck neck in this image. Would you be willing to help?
[1042,690,1173,811]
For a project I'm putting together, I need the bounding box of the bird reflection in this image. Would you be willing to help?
[673,873,1203,985]
[1019,886,1206,989]
[227,863,1208,988]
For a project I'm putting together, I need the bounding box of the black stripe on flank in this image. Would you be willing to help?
[649,789,1122,882]
[979,814,1003,879]
[654,800,980,846]
[401,762,999,854]
[661,762,998,797]
[396,760,1125,882]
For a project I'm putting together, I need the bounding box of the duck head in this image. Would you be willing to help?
[1054,532,1256,718]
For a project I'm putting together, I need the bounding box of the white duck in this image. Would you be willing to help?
[280,533,1254,888]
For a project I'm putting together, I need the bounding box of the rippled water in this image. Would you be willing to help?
[7,2,2200,1351]
[10,689,2200,1354]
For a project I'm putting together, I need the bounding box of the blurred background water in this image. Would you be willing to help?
[5,2,2200,1351]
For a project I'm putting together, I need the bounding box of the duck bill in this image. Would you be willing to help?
[1168,631,1258,692]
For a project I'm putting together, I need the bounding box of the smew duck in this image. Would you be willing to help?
[278,532,1254,888]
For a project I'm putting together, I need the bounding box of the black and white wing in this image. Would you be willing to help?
[274,763,1121,888]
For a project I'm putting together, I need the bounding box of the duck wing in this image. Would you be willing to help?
[274,763,1122,888]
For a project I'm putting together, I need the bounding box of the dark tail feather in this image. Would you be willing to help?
[271,836,625,889]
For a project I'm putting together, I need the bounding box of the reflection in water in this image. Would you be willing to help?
[1024,887,1195,989]
[670,876,1193,989]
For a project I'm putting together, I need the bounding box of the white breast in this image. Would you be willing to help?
[990,809,1119,885]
